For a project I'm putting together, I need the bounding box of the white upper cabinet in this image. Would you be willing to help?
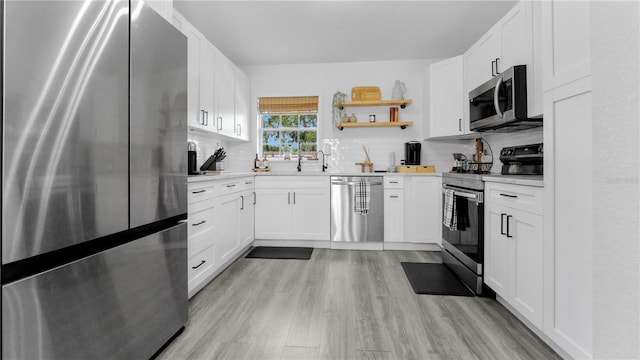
[173,10,251,140]
[427,55,467,138]
[464,0,542,118]
[465,31,501,92]
[542,1,590,91]
[234,68,250,141]
[214,50,237,138]
[173,12,215,131]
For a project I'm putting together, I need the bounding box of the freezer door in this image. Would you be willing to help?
[2,223,188,360]
[2,0,130,263]
[130,1,188,227]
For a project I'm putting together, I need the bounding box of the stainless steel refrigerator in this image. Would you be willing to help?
[1,1,188,358]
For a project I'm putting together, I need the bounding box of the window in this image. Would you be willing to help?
[258,96,318,159]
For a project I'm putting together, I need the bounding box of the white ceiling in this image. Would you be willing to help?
[173,1,518,67]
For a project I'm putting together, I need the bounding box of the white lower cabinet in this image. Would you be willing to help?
[187,176,254,298]
[254,176,330,241]
[405,176,442,245]
[383,189,404,243]
[484,182,544,329]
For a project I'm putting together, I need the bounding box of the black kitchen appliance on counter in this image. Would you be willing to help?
[405,141,421,165]
[499,143,543,175]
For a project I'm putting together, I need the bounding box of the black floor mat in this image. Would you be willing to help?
[401,262,474,297]
[245,246,313,260]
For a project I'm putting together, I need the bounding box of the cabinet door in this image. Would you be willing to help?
[199,41,216,131]
[383,189,404,242]
[254,189,291,239]
[234,69,250,141]
[428,56,465,138]
[484,204,510,297]
[510,209,544,328]
[542,1,591,91]
[466,30,501,91]
[238,189,255,247]
[215,193,240,264]
[214,50,237,137]
[543,78,592,358]
[498,1,531,72]
[409,177,442,244]
[291,188,330,241]
[183,22,204,129]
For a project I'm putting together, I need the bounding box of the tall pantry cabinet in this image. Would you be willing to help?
[542,1,592,359]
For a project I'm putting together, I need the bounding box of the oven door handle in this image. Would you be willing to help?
[442,185,484,203]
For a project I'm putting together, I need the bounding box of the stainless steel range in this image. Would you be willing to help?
[441,173,485,294]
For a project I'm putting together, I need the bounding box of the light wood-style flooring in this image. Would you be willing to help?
[157,249,559,360]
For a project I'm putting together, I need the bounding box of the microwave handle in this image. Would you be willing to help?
[494,77,504,118]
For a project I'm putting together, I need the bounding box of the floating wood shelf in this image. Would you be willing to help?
[335,121,414,131]
[336,99,413,109]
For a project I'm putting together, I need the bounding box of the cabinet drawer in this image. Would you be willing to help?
[188,182,217,204]
[218,176,254,195]
[187,200,215,238]
[256,176,328,189]
[486,182,543,215]
[188,244,215,285]
[384,176,404,189]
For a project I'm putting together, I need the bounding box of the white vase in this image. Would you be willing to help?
[392,80,406,100]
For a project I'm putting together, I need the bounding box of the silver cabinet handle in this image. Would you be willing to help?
[500,213,506,235]
[494,77,504,118]
[237,124,242,136]
[495,58,501,74]
[200,110,206,125]
[499,193,518,198]
[491,60,496,77]
[390,181,398,184]
[458,118,462,132]
[192,190,206,194]
[245,180,253,185]
[217,117,223,131]
[192,260,206,269]
[293,192,296,204]
[226,184,236,188]
[253,191,256,205]
[288,192,290,204]
[506,215,513,238]
[192,220,206,226]
[389,195,399,199]
[240,195,244,210]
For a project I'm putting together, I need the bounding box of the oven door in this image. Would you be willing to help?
[441,185,484,274]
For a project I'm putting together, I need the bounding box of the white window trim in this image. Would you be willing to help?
[257,98,322,160]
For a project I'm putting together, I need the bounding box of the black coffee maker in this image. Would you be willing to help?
[404,141,421,165]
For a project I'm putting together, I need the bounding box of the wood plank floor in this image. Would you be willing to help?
[157,249,560,360]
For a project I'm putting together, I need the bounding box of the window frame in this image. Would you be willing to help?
[257,98,321,160]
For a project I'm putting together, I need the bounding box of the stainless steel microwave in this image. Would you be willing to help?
[469,65,542,132]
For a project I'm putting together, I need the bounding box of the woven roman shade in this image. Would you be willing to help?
[258,96,318,113]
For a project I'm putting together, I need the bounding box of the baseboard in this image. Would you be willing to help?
[383,242,442,251]
[495,295,572,359]
[330,242,384,250]
[254,239,331,248]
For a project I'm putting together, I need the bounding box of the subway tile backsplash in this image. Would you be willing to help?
[190,127,542,174]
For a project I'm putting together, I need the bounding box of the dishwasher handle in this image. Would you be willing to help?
[331,181,383,186]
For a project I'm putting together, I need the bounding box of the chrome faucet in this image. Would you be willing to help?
[297,150,302,172]
[317,150,327,172]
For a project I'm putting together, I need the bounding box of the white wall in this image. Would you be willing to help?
[591,1,639,358]
[234,59,543,174]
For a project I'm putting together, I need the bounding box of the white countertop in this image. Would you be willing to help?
[482,174,544,187]
[188,170,442,182]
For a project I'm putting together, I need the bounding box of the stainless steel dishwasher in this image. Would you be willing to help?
[331,176,384,243]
